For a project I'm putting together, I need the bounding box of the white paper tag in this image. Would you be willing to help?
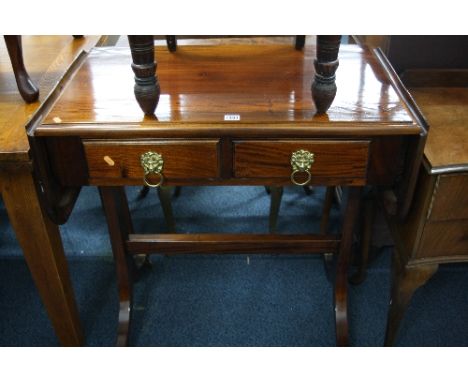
[224,114,240,121]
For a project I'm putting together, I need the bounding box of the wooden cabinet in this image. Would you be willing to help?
[354,36,468,346]
[382,80,468,345]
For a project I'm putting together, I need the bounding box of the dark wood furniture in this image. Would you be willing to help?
[29,43,425,346]
[354,36,468,345]
[0,35,101,346]
[383,75,468,346]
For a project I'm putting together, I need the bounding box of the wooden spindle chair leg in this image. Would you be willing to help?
[128,35,160,115]
[312,35,341,114]
[166,35,177,52]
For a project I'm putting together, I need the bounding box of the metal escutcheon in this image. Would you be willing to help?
[290,149,314,186]
[140,151,164,188]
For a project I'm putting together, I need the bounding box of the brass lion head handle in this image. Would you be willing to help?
[290,149,314,186]
[140,151,164,187]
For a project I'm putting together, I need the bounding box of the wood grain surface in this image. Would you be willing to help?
[0,35,101,162]
[1,169,84,345]
[126,233,339,255]
[427,173,468,221]
[38,44,416,130]
[409,87,468,170]
[84,139,220,181]
[27,39,430,347]
[233,140,369,183]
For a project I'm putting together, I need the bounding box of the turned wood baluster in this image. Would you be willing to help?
[312,35,341,114]
[4,35,39,103]
[128,35,160,115]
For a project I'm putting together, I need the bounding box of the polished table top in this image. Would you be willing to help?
[0,35,101,162]
[409,87,468,170]
[36,44,419,138]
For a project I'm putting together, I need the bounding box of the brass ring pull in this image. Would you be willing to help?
[143,172,164,188]
[290,149,314,186]
[290,169,312,186]
[140,151,164,188]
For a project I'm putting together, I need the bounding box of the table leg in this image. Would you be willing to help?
[312,35,341,114]
[268,186,283,233]
[350,191,376,285]
[320,186,336,281]
[335,186,361,346]
[99,186,135,346]
[158,186,177,233]
[1,169,83,346]
[128,35,160,115]
[320,186,335,235]
[384,255,438,346]
[4,35,39,103]
[136,185,177,232]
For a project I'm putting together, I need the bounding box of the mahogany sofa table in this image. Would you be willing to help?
[30,43,426,346]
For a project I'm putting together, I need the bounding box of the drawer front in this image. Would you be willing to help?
[234,140,370,185]
[84,140,220,182]
[428,173,468,222]
[417,220,468,259]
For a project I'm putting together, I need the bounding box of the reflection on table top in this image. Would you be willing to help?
[40,44,417,134]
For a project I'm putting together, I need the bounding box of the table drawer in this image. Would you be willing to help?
[427,173,468,222]
[84,140,220,182]
[417,220,468,259]
[234,140,370,185]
